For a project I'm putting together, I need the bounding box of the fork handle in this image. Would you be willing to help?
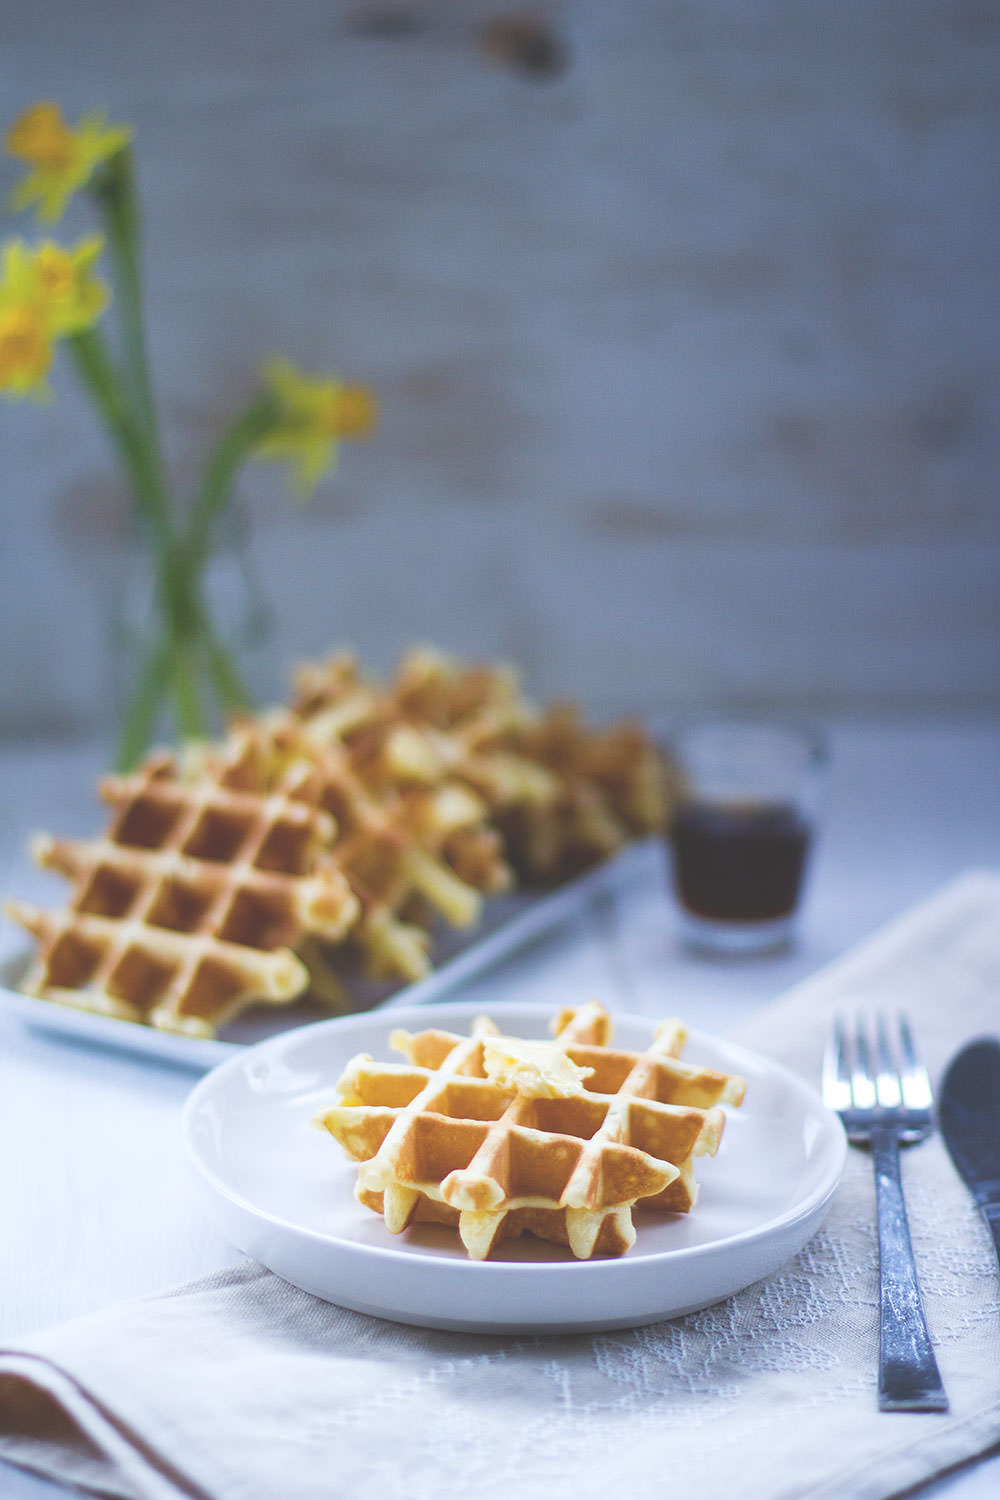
[871,1126,949,1413]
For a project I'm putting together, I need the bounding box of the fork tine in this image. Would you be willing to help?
[897,1013,933,1112]
[852,1016,877,1111]
[874,1014,903,1109]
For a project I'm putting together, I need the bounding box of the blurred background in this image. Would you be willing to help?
[1,0,998,744]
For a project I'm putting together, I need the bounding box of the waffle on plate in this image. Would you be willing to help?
[314,1000,745,1260]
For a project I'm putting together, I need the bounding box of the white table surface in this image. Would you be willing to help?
[2,720,999,1500]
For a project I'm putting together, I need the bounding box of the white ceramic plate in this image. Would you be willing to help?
[0,840,658,1072]
[181,999,847,1333]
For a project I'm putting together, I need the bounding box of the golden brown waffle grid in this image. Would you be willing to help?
[6,747,359,1037]
[315,1000,745,1260]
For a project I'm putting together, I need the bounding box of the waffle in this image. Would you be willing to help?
[292,645,558,818]
[7,644,674,1034]
[374,646,572,817]
[497,702,674,883]
[288,651,526,980]
[380,650,673,879]
[314,1000,746,1259]
[242,706,512,989]
[293,645,672,884]
[5,745,360,1038]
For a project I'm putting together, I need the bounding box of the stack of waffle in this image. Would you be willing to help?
[294,645,673,883]
[5,646,671,1038]
[315,1000,746,1260]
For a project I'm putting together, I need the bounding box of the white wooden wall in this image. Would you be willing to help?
[1,0,998,738]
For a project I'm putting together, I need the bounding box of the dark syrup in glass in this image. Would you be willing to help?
[670,800,812,922]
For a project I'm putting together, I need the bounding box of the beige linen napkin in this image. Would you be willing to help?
[2,870,1000,1500]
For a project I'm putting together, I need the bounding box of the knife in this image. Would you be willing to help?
[939,1036,1000,1270]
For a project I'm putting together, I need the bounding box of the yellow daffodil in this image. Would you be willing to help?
[33,236,109,333]
[4,236,109,334]
[0,239,53,396]
[255,356,377,496]
[0,236,109,397]
[5,101,132,223]
[0,300,52,397]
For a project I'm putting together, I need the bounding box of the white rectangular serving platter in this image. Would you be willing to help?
[0,839,663,1073]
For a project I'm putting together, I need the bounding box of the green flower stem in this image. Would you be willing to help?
[70,150,279,764]
[114,560,249,767]
[166,551,252,717]
[175,393,283,721]
[202,627,252,713]
[65,328,172,548]
[169,629,204,741]
[67,328,213,753]
[185,393,279,570]
[87,146,200,748]
[88,147,164,464]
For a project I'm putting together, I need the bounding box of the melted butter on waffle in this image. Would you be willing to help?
[480,1033,594,1099]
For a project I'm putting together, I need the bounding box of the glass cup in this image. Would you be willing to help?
[665,719,827,955]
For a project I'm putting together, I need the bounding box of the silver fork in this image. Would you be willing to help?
[822,1013,949,1413]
